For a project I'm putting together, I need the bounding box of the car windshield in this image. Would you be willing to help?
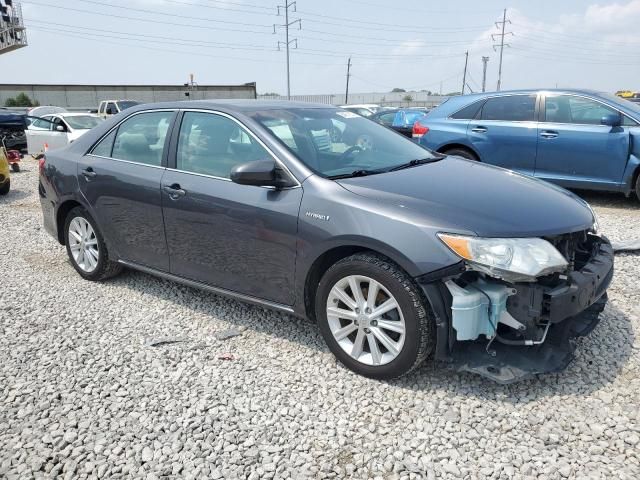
[249,107,439,178]
[599,92,640,115]
[117,101,139,111]
[63,115,102,130]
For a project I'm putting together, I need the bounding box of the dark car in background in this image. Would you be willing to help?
[369,108,429,138]
[418,89,640,201]
[39,100,612,383]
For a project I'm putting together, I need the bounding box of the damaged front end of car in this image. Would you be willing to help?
[419,230,614,383]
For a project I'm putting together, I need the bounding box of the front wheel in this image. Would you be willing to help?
[635,173,640,203]
[64,206,122,281]
[10,163,19,172]
[0,180,9,195]
[315,253,435,380]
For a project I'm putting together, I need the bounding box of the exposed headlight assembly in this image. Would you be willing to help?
[438,233,569,282]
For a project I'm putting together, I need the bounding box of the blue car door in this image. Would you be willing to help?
[534,93,631,190]
[466,94,538,175]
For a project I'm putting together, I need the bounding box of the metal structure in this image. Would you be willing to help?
[274,1,301,100]
[492,8,512,92]
[345,57,352,104]
[461,51,469,95]
[481,56,490,92]
[0,0,27,55]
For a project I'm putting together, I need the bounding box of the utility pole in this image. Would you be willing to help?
[274,1,301,100]
[481,56,489,92]
[345,57,352,104]
[461,51,469,95]
[492,8,512,91]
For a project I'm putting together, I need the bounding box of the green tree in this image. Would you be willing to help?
[402,94,414,102]
[4,93,40,107]
[391,88,406,93]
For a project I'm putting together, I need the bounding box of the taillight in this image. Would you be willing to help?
[38,155,46,174]
[412,121,429,139]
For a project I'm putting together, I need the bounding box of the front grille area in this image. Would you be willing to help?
[545,230,594,272]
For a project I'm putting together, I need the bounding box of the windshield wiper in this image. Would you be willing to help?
[388,155,444,172]
[328,169,378,180]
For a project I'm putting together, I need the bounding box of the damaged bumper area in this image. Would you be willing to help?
[421,232,614,383]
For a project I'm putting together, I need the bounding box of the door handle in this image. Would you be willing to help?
[81,167,97,178]
[163,184,186,199]
[471,126,487,133]
[540,131,559,139]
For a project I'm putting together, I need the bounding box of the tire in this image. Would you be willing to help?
[443,147,478,161]
[315,253,435,380]
[635,173,640,203]
[64,206,122,281]
[11,163,19,173]
[0,179,9,195]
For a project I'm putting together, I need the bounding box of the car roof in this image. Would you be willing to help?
[127,99,337,113]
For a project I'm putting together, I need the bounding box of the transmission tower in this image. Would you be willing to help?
[491,8,513,91]
[274,1,301,100]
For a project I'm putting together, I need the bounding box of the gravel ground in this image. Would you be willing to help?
[1,159,639,480]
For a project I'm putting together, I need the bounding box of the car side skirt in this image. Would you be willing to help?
[118,260,296,315]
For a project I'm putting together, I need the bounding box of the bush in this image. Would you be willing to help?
[5,93,40,107]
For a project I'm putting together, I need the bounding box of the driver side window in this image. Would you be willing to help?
[177,112,271,179]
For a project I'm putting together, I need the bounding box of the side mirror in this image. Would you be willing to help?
[55,125,65,132]
[601,114,621,127]
[230,159,296,189]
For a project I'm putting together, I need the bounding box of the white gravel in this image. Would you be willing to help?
[1,159,639,479]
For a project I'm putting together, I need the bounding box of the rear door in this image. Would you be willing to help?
[534,93,631,189]
[77,109,177,270]
[467,94,538,175]
[161,110,302,305]
[25,116,60,154]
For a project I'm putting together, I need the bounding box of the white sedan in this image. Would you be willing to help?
[26,113,103,155]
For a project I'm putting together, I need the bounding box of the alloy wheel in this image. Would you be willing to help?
[326,275,406,366]
[68,217,100,273]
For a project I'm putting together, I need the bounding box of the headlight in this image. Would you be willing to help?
[437,233,568,281]
[586,203,599,235]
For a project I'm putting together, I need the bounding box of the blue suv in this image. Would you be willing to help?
[419,89,640,201]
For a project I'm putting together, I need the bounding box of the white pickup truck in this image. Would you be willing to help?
[97,100,140,119]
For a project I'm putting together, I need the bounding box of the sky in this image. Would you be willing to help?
[2,0,640,96]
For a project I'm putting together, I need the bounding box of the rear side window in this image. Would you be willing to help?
[111,111,173,166]
[376,112,397,126]
[451,100,484,120]
[91,130,116,157]
[480,95,536,122]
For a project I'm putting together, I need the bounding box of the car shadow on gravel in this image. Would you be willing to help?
[110,268,634,402]
[0,187,31,203]
[572,190,639,210]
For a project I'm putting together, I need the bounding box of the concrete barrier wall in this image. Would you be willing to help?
[0,83,257,109]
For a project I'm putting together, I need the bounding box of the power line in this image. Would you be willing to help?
[345,57,352,104]
[274,1,301,100]
[492,8,512,91]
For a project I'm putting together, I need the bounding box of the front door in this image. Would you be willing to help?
[535,94,631,190]
[466,94,539,175]
[77,110,176,270]
[161,111,302,306]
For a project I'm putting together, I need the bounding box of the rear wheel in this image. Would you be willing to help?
[315,253,435,380]
[443,147,478,161]
[0,179,9,195]
[635,173,640,203]
[11,163,19,173]
[64,206,122,281]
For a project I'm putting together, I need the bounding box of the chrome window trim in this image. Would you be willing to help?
[170,108,302,188]
[85,154,167,170]
[542,92,640,127]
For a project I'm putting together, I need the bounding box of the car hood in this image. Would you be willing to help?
[336,157,594,237]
